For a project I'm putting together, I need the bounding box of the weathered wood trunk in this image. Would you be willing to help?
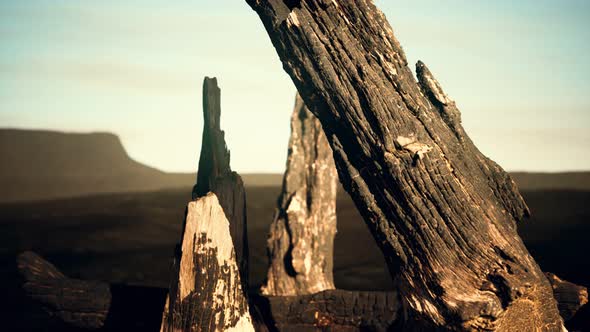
[192,77,249,289]
[246,1,564,329]
[160,193,254,332]
[161,77,253,331]
[262,93,338,296]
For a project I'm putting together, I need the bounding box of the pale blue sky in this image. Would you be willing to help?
[1,1,588,172]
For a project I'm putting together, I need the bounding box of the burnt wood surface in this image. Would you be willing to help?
[246,0,563,330]
[161,77,254,331]
[192,77,249,289]
[253,290,399,332]
[262,93,338,296]
[160,193,255,332]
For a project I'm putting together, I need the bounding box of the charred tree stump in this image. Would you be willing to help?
[246,1,564,330]
[262,93,338,296]
[161,77,253,331]
[192,77,249,289]
[160,193,254,332]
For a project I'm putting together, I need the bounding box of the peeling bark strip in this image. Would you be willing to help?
[262,93,338,296]
[192,77,249,289]
[160,193,254,332]
[246,1,564,330]
[17,251,111,330]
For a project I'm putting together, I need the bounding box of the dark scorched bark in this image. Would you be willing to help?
[245,0,563,330]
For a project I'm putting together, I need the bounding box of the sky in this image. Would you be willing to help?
[1,0,588,173]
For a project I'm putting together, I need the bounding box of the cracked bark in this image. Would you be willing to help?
[246,1,564,330]
[261,93,338,296]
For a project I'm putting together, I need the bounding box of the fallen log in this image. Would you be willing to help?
[246,0,564,329]
[262,92,338,296]
[16,251,111,330]
[253,290,399,331]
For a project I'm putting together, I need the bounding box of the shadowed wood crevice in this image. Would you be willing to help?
[262,93,338,296]
[245,0,564,329]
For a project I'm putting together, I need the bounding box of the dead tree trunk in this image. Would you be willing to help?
[192,77,249,289]
[160,193,254,332]
[246,1,564,330]
[261,93,338,296]
[161,77,253,331]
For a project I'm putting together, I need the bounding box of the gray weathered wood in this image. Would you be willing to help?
[262,93,338,296]
[245,1,564,330]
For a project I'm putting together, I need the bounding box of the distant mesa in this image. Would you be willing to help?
[0,128,194,203]
[510,171,590,192]
[0,129,587,203]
